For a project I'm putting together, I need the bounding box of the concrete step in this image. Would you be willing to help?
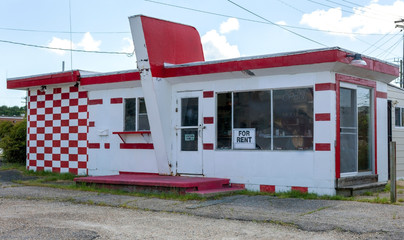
[337,174,378,187]
[336,181,387,197]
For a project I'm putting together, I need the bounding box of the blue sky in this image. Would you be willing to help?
[1,0,403,106]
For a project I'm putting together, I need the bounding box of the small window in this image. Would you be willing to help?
[138,98,150,130]
[124,98,150,131]
[395,107,404,127]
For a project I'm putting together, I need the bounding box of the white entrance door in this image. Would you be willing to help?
[175,91,203,175]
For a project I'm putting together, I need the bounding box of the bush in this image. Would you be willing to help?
[0,120,26,164]
[0,121,13,139]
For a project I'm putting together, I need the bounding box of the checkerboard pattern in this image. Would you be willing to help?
[27,86,88,175]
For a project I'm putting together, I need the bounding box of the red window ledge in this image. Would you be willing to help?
[112,131,151,143]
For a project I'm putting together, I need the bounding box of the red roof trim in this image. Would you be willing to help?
[81,71,141,86]
[7,71,80,89]
[162,49,398,78]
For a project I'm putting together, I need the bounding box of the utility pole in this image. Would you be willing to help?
[395,19,404,88]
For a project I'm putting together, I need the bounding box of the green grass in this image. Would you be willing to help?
[0,162,26,171]
[2,163,403,203]
[24,169,76,181]
[357,196,390,204]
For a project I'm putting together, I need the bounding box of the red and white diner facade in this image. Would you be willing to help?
[7,16,399,195]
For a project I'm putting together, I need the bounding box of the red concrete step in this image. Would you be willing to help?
[74,173,233,194]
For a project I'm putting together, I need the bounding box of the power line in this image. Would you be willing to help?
[0,27,129,34]
[341,0,403,19]
[145,0,395,36]
[275,0,305,14]
[376,36,402,59]
[305,0,392,23]
[366,31,402,55]
[0,39,134,56]
[226,0,328,47]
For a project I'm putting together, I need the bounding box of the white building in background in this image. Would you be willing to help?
[388,84,404,180]
[7,15,399,195]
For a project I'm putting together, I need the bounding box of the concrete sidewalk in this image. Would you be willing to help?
[1,173,404,240]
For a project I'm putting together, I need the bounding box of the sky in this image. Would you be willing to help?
[1,0,404,107]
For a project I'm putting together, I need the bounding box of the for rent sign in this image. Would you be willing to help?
[233,128,255,149]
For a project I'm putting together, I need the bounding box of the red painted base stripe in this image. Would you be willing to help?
[231,183,245,188]
[203,143,214,150]
[260,185,275,193]
[291,186,308,193]
[315,113,331,121]
[120,143,154,149]
[315,143,331,151]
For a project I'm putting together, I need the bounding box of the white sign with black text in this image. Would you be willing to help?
[233,128,256,149]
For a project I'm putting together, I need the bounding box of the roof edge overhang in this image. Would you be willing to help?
[160,47,399,82]
[80,69,140,86]
[7,70,81,90]
[7,69,141,90]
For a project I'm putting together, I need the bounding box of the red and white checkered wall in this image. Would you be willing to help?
[27,86,88,175]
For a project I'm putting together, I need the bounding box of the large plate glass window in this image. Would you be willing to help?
[217,87,313,151]
[273,88,313,150]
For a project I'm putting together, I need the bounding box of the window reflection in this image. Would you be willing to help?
[273,88,313,150]
[217,88,313,151]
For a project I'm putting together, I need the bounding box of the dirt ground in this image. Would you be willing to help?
[0,198,384,240]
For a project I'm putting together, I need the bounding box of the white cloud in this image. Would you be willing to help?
[121,37,134,53]
[47,32,101,55]
[220,18,239,34]
[300,0,404,36]
[47,37,75,55]
[77,32,101,51]
[276,21,287,26]
[201,30,240,60]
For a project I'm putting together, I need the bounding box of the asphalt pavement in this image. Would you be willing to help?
[1,169,404,239]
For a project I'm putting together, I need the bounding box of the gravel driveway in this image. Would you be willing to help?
[1,168,404,239]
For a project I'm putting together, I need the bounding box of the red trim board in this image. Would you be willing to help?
[163,49,398,79]
[315,113,331,121]
[7,71,80,89]
[88,99,103,105]
[81,71,141,86]
[315,83,336,91]
[120,143,154,149]
[376,91,387,99]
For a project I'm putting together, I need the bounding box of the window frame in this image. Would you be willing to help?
[216,87,314,151]
[124,97,150,132]
[395,106,404,127]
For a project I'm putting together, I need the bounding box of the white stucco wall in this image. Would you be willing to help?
[87,87,158,176]
[169,70,337,195]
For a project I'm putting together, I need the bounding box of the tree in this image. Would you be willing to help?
[0,105,25,116]
[0,120,26,164]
